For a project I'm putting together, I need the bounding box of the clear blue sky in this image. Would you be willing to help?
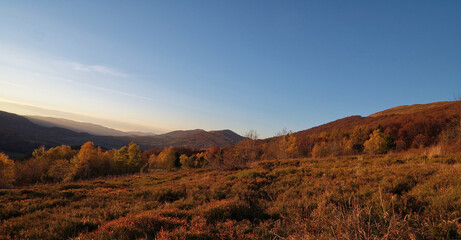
[1,1,460,138]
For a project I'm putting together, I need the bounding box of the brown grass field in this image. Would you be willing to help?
[1,152,460,240]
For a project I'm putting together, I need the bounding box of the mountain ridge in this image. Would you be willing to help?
[0,111,243,157]
[25,115,156,137]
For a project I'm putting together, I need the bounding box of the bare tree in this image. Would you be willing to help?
[237,129,260,162]
[274,127,289,137]
[245,129,259,140]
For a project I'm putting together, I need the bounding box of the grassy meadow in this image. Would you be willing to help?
[1,153,460,240]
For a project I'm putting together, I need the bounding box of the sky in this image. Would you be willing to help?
[0,1,460,138]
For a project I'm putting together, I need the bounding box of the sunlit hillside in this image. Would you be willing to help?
[369,101,452,117]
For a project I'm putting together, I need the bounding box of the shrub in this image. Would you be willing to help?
[0,153,15,188]
[46,159,72,182]
[312,141,343,158]
[389,175,417,195]
[234,169,266,179]
[14,158,48,185]
[203,199,268,224]
[81,212,185,240]
[152,186,187,203]
[180,153,208,169]
[312,141,327,158]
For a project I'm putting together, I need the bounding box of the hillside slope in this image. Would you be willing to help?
[249,101,461,158]
[294,101,459,137]
[0,111,130,156]
[369,101,452,117]
[0,111,243,156]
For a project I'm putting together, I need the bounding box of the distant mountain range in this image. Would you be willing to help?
[25,115,156,137]
[0,111,243,157]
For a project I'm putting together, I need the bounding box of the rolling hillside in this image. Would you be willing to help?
[294,100,459,137]
[248,101,461,159]
[0,111,243,157]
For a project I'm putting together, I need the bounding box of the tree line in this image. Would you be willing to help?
[0,142,224,188]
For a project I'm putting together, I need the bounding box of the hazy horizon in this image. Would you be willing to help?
[0,99,168,134]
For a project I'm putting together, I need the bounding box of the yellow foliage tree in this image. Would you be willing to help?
[150,146,178,170]
[179,154,190,169]
[364,129,388,154]
[112,142,144,174]
[69,142,110,180]
[312,140,345,158]
[127,142,143,172]
[179,152,208,169]
[312,141,329,158]
[32,145,75,162]
[349,126,369,153]
[46,145,76,160]
[278,132,299,159]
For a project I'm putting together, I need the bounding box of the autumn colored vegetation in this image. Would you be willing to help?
[1,101,461,239]
[1,153,460,239]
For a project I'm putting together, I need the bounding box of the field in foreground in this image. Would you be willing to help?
[1,154,460,239]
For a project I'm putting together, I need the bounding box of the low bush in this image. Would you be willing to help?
[152,186,187,203]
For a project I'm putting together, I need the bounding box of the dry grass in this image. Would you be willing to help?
[1,154,460,239]
[369,101,451,117]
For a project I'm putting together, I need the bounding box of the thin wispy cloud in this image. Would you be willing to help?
[50,76,155,102]
[65,61,127,77]
[0,80,22,87]
[0,46,127,78]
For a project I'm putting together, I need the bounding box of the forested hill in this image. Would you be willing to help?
[252,101,461,159]
[294,101,458,137]
[0,111,243,157]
